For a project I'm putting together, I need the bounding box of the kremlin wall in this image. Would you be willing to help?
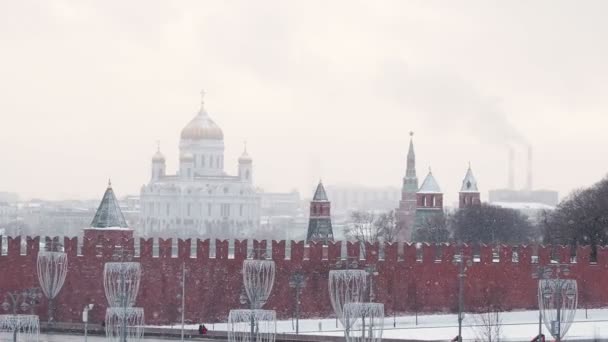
[0,235,603,325]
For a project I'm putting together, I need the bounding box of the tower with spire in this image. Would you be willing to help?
[396,132,419,241]
[306,181,334,244]
[459,164,481,208]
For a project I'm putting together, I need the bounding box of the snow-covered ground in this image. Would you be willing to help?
[161,308,608,341]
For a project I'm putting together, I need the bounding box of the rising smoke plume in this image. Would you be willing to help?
[376,59,528,147]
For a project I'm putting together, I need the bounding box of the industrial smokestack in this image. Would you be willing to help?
[526,145,533,191]
[508,147,515,190]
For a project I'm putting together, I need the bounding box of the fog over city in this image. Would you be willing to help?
[1,1,607,203]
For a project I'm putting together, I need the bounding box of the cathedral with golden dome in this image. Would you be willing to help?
[140,92,260,237]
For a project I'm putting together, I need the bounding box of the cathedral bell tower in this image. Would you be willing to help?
[238,143,253,184]
[151,143,166,181]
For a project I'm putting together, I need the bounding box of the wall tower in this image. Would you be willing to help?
[459,164,481,208]
[396,132,418,241]
[306,181,334,244]
[414,169,444,230]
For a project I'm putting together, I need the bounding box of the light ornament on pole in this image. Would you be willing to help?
[242,260,275,310]
[328,270,368,329]
[103,262,142,308]
[229,259,277,342]
[533,263,576,341]
[538,279,577,341]
[0,314,40,342]
[2,289,42,315]
[103,254,144,342]
[105,307,145,342]
[228,309,276,342]
[343,303,384,342]
[36,250,68,324]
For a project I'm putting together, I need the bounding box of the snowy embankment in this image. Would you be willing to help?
[158,308,608,341]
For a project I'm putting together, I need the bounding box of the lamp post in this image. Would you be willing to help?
[365,265,379,302]
[180,262,186,342]
[289,271,306,335]
[83,304,94,342]
[452,244,472,342]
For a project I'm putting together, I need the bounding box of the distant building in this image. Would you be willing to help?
[0,202,18,226]
[260,190,301,218]
[325,185,399,214]
[139,92,260,238]
[0,192,19,203]
[489,189,558,207]
[306,181,334,244]
[488,144,559,216]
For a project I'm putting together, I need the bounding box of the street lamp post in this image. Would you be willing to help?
[289,271,306,335]
[82,304,94,342]
[180,262,186,342]
[365,265,379,303]
[452,244,472,342]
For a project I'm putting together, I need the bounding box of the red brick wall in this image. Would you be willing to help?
[0,236,605,325]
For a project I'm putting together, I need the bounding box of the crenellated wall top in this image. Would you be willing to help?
[0,235,602,267]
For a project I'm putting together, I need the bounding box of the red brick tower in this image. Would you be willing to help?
[396,132,418,241]
[306,181,334,244]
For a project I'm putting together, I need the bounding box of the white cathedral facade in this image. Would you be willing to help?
[140,93,260,237]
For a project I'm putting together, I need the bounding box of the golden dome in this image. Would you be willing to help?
[180,91,223,141]
[180,113,224,141]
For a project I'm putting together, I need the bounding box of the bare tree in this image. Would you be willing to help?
[344,210,399,245]
[474,283,504,342]
[474,310,502,342]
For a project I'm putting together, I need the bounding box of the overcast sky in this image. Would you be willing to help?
[1,1,607,205]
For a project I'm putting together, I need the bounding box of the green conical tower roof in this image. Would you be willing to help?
[90,180,128,228]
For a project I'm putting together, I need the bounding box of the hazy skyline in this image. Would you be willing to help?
[1,1,607,205]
